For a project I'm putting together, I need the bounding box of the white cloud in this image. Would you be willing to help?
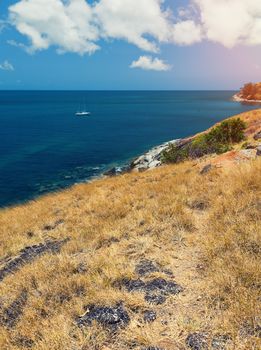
[8,0,201,56]
[130,56,171,71]
[171,20,202,45]
[9,0,100,55]
[94,0,170,53]
[194,0,261,47]
[0,60,14,71]
[6,0,261,59]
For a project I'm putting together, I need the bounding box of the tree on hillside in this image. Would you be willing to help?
[241,82,256,99]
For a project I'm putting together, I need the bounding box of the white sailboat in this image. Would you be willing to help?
[75,101,91,116]
[75,111,90,116]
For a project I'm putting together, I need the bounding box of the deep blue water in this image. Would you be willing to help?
[0,91,258,207]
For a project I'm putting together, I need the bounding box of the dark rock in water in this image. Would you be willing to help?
[143,310,157,323]
[256,146,261,156]
[104,165,131,177]
[135,259,160,276]
[254,130,261,140]
[145,293,166,305]
[0,289,27,328]
[104,167,118,176]
[0,238,69,282]
[200,164,212,175]
[186,333,209,350]
[77,303,130,330]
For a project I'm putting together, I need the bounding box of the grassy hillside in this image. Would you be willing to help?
[0,110,260,350]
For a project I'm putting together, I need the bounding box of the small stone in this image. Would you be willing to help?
[200,164,212,175]
[244,143,256,149]
[26,231,34,238]
[139,220,146,226]
[96,237,120,249]
[256,146,261,156]
[186,333,209,350]
[254,130,261,140]
[43,224,54,231]
[189,200,208,211]
[143,310,157,323]
[73,262,87,274]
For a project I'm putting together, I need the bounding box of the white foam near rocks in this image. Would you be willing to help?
[232,94,261,103]
[132,140,179,172]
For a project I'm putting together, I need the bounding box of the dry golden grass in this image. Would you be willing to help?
[0,153,260,349]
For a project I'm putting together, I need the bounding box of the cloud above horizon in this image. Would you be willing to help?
[130,56,171,71]
[0,60,14,71]
[6,0,261,60]
[195,0,261,48]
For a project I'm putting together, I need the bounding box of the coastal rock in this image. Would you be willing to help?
[132,140,178,172]
[104,165,131,177]
[238,149,257,159]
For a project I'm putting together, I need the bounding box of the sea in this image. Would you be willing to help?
[0,90,258,208]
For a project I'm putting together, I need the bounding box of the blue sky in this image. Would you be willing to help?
[0,0,260,90]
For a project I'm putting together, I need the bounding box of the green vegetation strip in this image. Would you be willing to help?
[162,118,246,163]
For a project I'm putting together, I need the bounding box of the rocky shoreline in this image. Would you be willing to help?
[232,93,261,104]
[103,139,178,176]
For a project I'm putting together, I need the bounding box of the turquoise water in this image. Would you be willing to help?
[0,91,258,207]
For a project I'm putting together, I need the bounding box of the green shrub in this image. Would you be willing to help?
[162,118,246,164]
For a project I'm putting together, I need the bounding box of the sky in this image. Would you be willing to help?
[0,0,260,90]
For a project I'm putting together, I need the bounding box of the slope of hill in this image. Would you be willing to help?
[0,110,260,350]
[233,82,261,102]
